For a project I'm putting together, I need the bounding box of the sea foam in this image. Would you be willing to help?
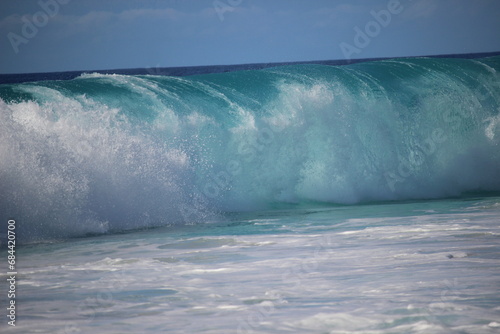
[1,56,500,242]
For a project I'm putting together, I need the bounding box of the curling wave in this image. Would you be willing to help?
[1,56,500,242]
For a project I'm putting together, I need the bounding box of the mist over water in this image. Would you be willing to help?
[1,56,500,243]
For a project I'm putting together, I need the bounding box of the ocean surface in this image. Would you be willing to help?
[1,53,500,333]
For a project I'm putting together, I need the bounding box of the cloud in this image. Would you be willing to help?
[75,10,114,27]
[70,7,183,27]
[310,4,369,28]
[0,14,22,30]
[118,8,182,21]
[42,7,192,43]
[401,0,439,20]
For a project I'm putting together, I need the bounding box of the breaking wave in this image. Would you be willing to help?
[1,56,500,242]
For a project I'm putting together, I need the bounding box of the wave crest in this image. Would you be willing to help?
[1,57,500,242]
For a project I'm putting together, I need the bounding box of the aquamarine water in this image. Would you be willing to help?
[2,196,500,333]
[1,55,500,332]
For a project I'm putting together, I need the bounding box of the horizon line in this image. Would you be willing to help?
[1,50,499,82]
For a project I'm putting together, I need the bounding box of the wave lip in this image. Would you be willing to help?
[1,56,500,242]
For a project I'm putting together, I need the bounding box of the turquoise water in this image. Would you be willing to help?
[1,56,500,242]
[1,56,500,332]
[2,196,500,333]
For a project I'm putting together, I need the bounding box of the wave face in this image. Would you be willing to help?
[1,57,500,242]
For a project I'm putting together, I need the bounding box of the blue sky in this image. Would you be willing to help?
[0,0,499,74]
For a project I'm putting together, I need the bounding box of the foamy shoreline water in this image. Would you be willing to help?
[2,196,500,333]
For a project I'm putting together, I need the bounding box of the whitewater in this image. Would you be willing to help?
[1,55,500,333]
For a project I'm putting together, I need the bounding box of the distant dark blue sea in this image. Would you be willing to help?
[2,51,500,84]
[1,52,500,333]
